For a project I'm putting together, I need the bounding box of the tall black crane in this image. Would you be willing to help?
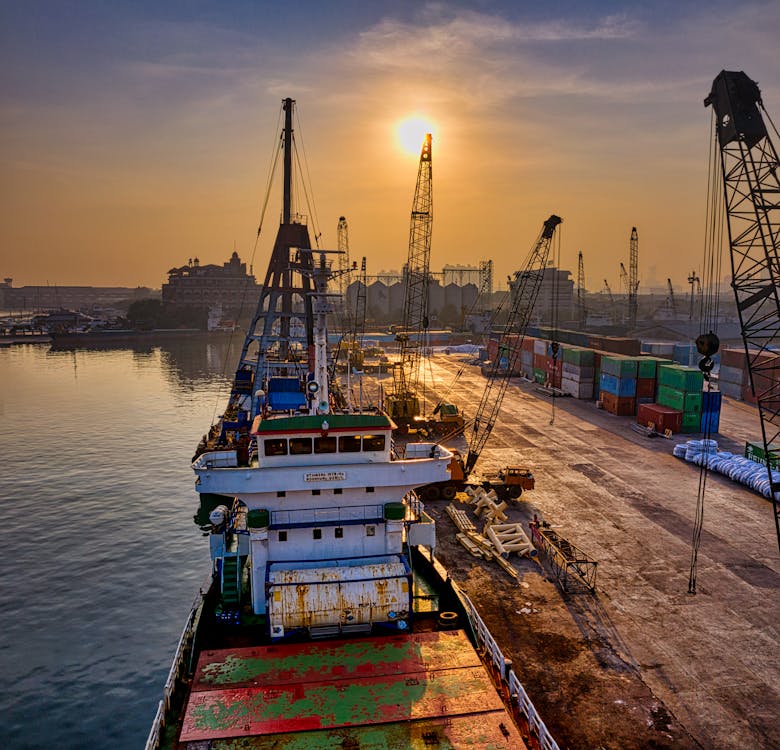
[464,215,562,473]
[705,70,780,552]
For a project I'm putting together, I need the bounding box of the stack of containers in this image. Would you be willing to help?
[545,342,563,388]
[561,347,595,399]
[741,350,780,405]
[673,342,697,366]
[718,347,747,399]
[636,357,659,405]
[657,365,704,433]
[520,335,535,379]
[532,339,547,384]
[641,341,676,358]
[599,355,638,415]
[701,389,722,433]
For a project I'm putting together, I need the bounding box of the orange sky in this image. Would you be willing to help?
[1,2,778,292]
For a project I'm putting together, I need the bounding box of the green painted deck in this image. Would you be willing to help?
[180,630,527,748]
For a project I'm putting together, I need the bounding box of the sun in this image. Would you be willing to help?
[396,115,436,156]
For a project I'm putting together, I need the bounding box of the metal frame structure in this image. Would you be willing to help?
[464,215,562,473]
[629,227,639,328]
[705,70,780,552]
[530,525,598,593]
[387,134,433,423]
[236,98,315,414]
[577,251,586,327]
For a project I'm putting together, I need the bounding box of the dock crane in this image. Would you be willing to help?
[687,270,701,320]
[422,216,562,500]
[577,252,586,327]
[667,278,677,316]
[386,134,433,429]
[704,69,780,553]
[629,227,639,328]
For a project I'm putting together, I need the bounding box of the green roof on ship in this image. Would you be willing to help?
[252,413,393,434]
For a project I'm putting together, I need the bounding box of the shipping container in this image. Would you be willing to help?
[700,410,720,433]
[680,411,702,433]
[562,362,595,379]
[600,391,636,416]
[701,390,722,413]
[562,346,596,367]
[719,380,742,399]
[533,368,546,384]
[600,372,637,397]
[718,365,746,386]
[636,403,683,433]
[561,376,594,399]
[640,341,676,358]
[636,377,656,399]
[521,335,536,352]
[673,342,697,366]
[533,353,547,371]
[601,355,639,379]
[657,385,703,414]
[533,339,547,355]
[658,365,704,392]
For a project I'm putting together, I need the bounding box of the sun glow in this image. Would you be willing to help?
[396,115,436,156]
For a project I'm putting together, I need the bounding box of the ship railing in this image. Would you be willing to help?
[458,589,561,750]
[144,575,211,750]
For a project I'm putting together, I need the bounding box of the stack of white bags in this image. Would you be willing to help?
[674,439,780,499]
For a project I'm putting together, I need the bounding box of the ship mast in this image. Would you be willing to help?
[235,98,316,417]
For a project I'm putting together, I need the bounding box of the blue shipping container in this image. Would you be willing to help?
[600,372,637,397]
[700,410,720,433]
[702,390,722,413]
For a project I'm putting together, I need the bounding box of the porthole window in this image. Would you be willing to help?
[278,531,288,542]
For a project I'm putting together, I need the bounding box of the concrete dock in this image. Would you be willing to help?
[371,354,780,750]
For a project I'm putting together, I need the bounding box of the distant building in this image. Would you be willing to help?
[509,267,575,323]
[0,277,156,312]
[161,252,258,317]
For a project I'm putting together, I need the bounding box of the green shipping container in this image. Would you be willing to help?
[680,411,702,433]
[745,441,780,469]
[562,346,596,366]
[637,357,674,379]
[658,365,704,392]
[533,368,546,384]
[657,385,703,413]
[601,355,639,378]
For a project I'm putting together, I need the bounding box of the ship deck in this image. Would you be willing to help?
[178,629,527,749]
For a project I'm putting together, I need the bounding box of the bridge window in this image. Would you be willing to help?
[278,531,287,542]
[314,436,337,454]
[339,435,361,452]
[289,437,312,455]
[335,527,343,538]
[264,438,287,456]
[313,528,322,540]
[363,435,386,451]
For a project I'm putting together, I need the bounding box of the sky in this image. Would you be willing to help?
[1,0,778,292]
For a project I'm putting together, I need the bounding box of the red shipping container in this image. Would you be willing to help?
[600,391,636,416]
[545,358,562,388]
[636,377,656,399]
[533,353,547,370]
[521,335,536,352]
[637,403,683,433]
[487,339,499,361]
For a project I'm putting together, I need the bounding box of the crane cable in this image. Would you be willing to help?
[689,109,724,594]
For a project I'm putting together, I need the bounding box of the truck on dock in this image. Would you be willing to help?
[419,449,535,501]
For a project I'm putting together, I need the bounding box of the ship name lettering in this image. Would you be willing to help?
[304,471,346,482]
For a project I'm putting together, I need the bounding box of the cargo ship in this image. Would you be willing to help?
[145,98,559,750]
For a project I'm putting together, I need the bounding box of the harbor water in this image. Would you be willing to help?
[0,337,241,749]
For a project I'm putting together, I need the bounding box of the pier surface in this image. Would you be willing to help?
[375,354,780,750]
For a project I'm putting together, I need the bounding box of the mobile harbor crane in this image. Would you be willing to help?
[420,215,562,501]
